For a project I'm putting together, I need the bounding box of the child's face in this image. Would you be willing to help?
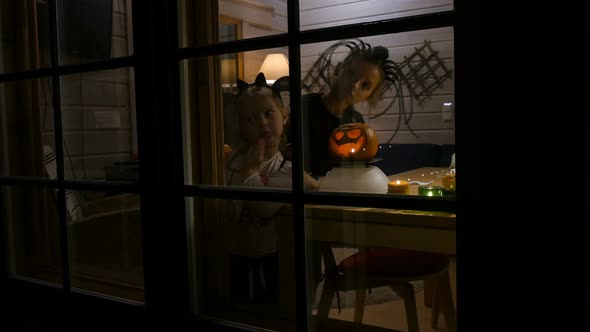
[238,94,288,149]
[335,59,382,105]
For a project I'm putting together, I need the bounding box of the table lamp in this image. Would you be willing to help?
[258,53,289,84]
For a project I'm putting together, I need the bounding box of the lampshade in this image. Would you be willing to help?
[258,53,289,83]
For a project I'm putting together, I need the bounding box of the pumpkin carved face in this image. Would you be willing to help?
[329,123,378,161]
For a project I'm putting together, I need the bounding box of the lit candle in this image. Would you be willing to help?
[388,179,410,194]
[418,185,444,197]
[442,173,456,192]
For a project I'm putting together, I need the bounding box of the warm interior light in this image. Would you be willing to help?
[258,53,289,83]
[221,58,237,85]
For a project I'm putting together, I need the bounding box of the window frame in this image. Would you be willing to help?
[1,0,480,331]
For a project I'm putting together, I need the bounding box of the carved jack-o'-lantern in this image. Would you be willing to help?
[329,123,379,161]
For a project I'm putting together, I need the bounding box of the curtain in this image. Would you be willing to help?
[0,0,61,281]
[180,0,231,312]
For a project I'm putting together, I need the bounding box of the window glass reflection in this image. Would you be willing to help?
[180,47,292,187]
[1,78,55,178]
[0,1,50,73]
[1,185,62,285]
[70,190,143,302]
[299,0,453,31]
[59,68,137,182]
[58,0,132,65]
[304,204,456,331]
[299,29,455,195]
[188,197,296,329]
[179,0,286,47]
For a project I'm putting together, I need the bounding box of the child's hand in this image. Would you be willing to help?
[241,138,265,180]
[303,172,320,190]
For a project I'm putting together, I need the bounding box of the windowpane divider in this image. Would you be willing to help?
[182,185,454,212]
[61,180,140,193]
[286,0,309,327]
[0,56,135,83]
[178,34,290,59]
[0,176,59,187]
[48,0,70,293]
[177,11,454,60]
[298,11,455,45]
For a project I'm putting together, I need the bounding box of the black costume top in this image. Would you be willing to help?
[287,93,365,177]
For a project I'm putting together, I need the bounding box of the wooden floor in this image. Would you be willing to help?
[312,258,456,332]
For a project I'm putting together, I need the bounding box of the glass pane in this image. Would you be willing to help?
[180,47,292,187]
[1,185,62,285]
[299,0,453,31]
[0,0,50,73]
[298,28,455,196]
[59,68,138,182]
[1,78,55,178]
[188,197,296,330]
[305,204,456,331]
[70,190,143,302]
[58,0,132,65]
[178,0,286,47]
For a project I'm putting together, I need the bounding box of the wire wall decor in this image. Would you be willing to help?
[398,40,453,106]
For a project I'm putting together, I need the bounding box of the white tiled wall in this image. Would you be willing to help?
[41,1,134,180]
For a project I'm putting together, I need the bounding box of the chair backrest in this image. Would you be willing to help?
[374,143,442,176]
[43,145,84,222]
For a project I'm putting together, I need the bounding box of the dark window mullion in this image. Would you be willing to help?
[0,176,58,187]
[0,69,53,84]
[286,1,309,331]
[177,11,454,61]
[48,0,71,292]
[183,185,294,202]
[298,11,455,45]
[178,34,289,59]
[132,0,189,318]
[303,192,456,212]
[61,179,140,193]
[0,57,135,84]
[183,185,454,212]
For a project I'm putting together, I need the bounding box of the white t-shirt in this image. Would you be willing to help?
[224,151,292,256]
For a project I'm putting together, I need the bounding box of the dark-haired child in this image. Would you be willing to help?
[286,40,399,310]
[295,39,397,178]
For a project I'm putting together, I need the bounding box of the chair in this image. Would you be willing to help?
[316,244,456,332]
[43,145,142,278]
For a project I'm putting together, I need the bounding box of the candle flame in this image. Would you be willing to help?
[396,180,400,184]
[351,148,355,153]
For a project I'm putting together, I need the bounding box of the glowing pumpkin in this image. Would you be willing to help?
[328,123,378,161]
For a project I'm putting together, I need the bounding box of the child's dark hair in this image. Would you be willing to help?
[341,42,396,106]
[303,39,418,143]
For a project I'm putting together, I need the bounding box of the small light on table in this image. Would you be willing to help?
[418,185,444,197]
[388,180,410,194]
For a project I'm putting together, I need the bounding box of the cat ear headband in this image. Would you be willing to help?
[236,72,290,105]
